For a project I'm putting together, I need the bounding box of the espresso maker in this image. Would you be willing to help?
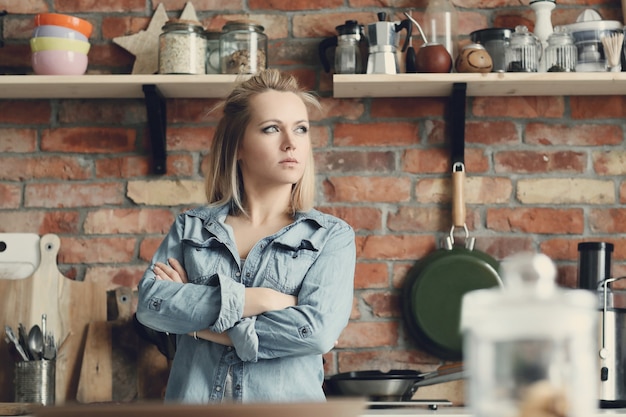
[578,242,626,408]
[366,12,412,74]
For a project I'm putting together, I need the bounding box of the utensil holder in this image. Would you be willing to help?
[14,360,55,405]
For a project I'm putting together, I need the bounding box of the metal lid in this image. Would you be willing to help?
[470,27,513,43]
[162,19,205,34]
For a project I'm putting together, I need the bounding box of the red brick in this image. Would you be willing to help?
[0,101,51,124]
[494,150,585,173]
[95,156,151,178]
[0,1,48,13]
[474,236,534,260]
[320,98,365,120]
[85,208,175,234]
[58,100,146,124]
[24,183,125,208]
[570,96,625,119]
[249,0,342,11]
[0,129,37,152]
[315,150,395,173]
[338,321,399,348]
[41,128,137,153]
[370,97,447,118]
[167,127,215,151]
[318,206,382,231]
[487,208,584,234]
[333,122,418,147]
[55,0,145,12]
[589,209,626,233]
[169,99,222,123]
[403,149,448,174]
[0,184,21,209]
[336,349,440,372]
[392,262,414,289]
[0,45,30,68]
[358,235,436,260]
[293,12,375,37]
[465,121,519,145]
[0,156,92,180]
[472,96,565,118]
[354,262,389,289]
[525,124,622,146]
[139,236,164,262]
[85,265,147,290]
[0,211,80,234]
[539,238,582,261]
[388,207,449,233]
[362,291,401,318]
[58,237,136,263]
[323,176,411,203]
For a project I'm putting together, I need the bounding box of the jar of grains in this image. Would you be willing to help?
[159,19,207,74]
[220,20,267,74]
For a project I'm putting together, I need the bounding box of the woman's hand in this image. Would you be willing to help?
[153,257,188,284]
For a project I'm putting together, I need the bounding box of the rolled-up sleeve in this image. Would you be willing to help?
[136,214,245,334]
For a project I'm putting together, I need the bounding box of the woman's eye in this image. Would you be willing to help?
[262,125,279,133]
[295,125,309,134]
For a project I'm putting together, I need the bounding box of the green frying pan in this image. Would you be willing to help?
[402,165,502,360]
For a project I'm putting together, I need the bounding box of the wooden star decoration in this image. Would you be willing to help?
[113,3,169,74]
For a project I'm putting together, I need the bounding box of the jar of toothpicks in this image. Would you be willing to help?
[601,31,624,72]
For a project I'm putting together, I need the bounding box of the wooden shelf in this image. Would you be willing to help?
[333,72,626,98]
[0,74,243,99]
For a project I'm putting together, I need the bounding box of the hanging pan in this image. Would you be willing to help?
[402,83,502,361]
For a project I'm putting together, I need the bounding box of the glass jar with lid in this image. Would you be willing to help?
[544,26,577,72]
[505,25,543,72]
[205,30,221,74]
[159,19,207,74]
[220,20,267,74]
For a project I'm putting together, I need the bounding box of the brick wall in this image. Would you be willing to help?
[1,0,626,375]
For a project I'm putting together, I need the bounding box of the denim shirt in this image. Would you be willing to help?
[136,204,356,403]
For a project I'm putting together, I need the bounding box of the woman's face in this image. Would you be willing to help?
[238,90,311,190]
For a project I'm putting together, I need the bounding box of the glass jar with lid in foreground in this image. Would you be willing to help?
[220,20,267,74]
[461,252,597,417]
[159,19,207,74]
[545,26,577,72]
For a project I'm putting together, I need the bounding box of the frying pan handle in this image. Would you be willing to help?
[450,162,467,244]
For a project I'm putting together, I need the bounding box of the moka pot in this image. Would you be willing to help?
[366,12,412,74]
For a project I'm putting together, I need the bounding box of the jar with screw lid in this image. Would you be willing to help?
[220,20,267,74]
[205,30,221,74]
[159,19,207,74]
[544,26,577,72]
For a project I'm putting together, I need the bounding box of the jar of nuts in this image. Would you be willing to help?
[220,20,267,74]
[159,19,207,74]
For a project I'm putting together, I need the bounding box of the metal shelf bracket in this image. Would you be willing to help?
[142,84,167,175]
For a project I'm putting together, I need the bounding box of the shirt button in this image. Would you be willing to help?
[227,347,233,351]
[215,386,222,392]
[235,272,241,277]
[246,272,251,278]
[235,385,241,391]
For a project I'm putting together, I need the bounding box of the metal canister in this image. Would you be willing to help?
[159,19,207,74]
[220,20,267,74]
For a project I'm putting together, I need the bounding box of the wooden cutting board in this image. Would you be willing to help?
[0,234,107,404]
[76,286,171,403]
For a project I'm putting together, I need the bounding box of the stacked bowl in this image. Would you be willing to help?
[30,13,93,75]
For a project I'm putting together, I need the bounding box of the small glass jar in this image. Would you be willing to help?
[205,30,221,74]
[159,19,207,74]
[545,26,577,72]
[505,25,542,72]
[220,20,268,74]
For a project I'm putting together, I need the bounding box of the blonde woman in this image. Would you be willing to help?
[137,69,356,403]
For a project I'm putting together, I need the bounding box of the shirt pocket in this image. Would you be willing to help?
[265,240,319,294]
[182,237,230,285]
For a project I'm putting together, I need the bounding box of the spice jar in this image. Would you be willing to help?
[220,20,267,74]
[545,26,577,72]
[159,19,207,74]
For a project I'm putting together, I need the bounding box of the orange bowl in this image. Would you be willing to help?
[34,13,93,38]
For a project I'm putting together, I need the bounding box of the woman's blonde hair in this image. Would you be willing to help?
[205,69,321,216]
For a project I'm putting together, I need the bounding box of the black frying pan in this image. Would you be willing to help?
[402,83,502,361]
